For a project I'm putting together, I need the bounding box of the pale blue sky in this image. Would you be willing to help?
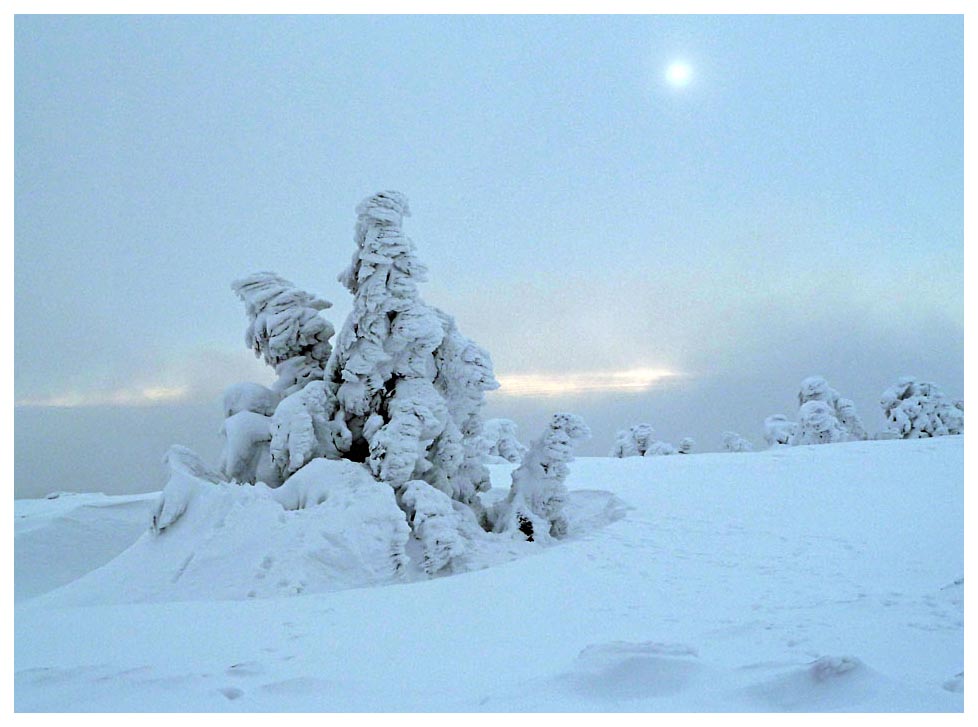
[14,14,963,493]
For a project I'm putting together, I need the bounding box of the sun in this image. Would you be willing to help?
[665,61,693,88]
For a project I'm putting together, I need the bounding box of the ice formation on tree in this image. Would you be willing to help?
[792,400,847,445]
[764,415,797,447]
[880,377,964,438]
[482,418,528,463]
[491,413,590,542]
[326,191,499,513]
[722,431,753,452]
[231,272,335,396]
[677,437,695,454]
[798,376,867,442]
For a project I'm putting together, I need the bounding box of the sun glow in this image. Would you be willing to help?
[494,367,682,398]
[665,61,693,88]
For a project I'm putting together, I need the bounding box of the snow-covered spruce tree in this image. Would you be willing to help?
[232,272,335,396]
[764,415,797,447]
[798,376,867,441]
[490,413,590,542]
[792,400,847,445]
[482,418,528,464]
[325,191,499,526]
[677,437,695,454]
[880,377,964,438]
[722,431,753,452]
[610,423,656,457]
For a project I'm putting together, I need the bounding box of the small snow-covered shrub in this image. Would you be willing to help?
[792,400,847,445]
[880,377,964,438]
[491,413,591,542]
[722,431,753,452]
[798,376,867,441]
[482,418,528,463]
[399,479,467,575]
[677,438,695,454]
[764,415,797,447]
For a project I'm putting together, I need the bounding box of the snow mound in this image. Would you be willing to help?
[14,492,156,603]
[744,656,890,711]
[36,459,411,605]
[562,641,705,700]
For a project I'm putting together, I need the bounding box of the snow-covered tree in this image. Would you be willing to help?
[764,415,797,447]
[324,191,499,515]
[482,418,528,463]
[880,377,964,439]
[677,437,695,454]
[231,272,335,396]
[792,400,847,445]
[491,413,590,542]
[610,423,656,457]
[798,376,867,441]
[645,440,677,456]
[722,431,753,452]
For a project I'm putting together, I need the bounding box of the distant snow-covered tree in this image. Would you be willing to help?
[677,437,695,454]
[880,377,964,439]
[764,415,797,447]
[232,272,335,396]
[610,423,656,457]
[792,400,847,445]
[491,413,590,542]
[482,418,528,464]
[722,431,753,452]
[645,440,677,456]
[798,376,867,441]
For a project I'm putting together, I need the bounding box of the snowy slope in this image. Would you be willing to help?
[14,437,964,712]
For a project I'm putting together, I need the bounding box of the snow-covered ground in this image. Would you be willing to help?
[15,436,963,712]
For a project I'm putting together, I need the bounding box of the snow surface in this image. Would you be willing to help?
[15,436,963,712]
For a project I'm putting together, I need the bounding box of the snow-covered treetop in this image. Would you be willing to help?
[231,272,335,395]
